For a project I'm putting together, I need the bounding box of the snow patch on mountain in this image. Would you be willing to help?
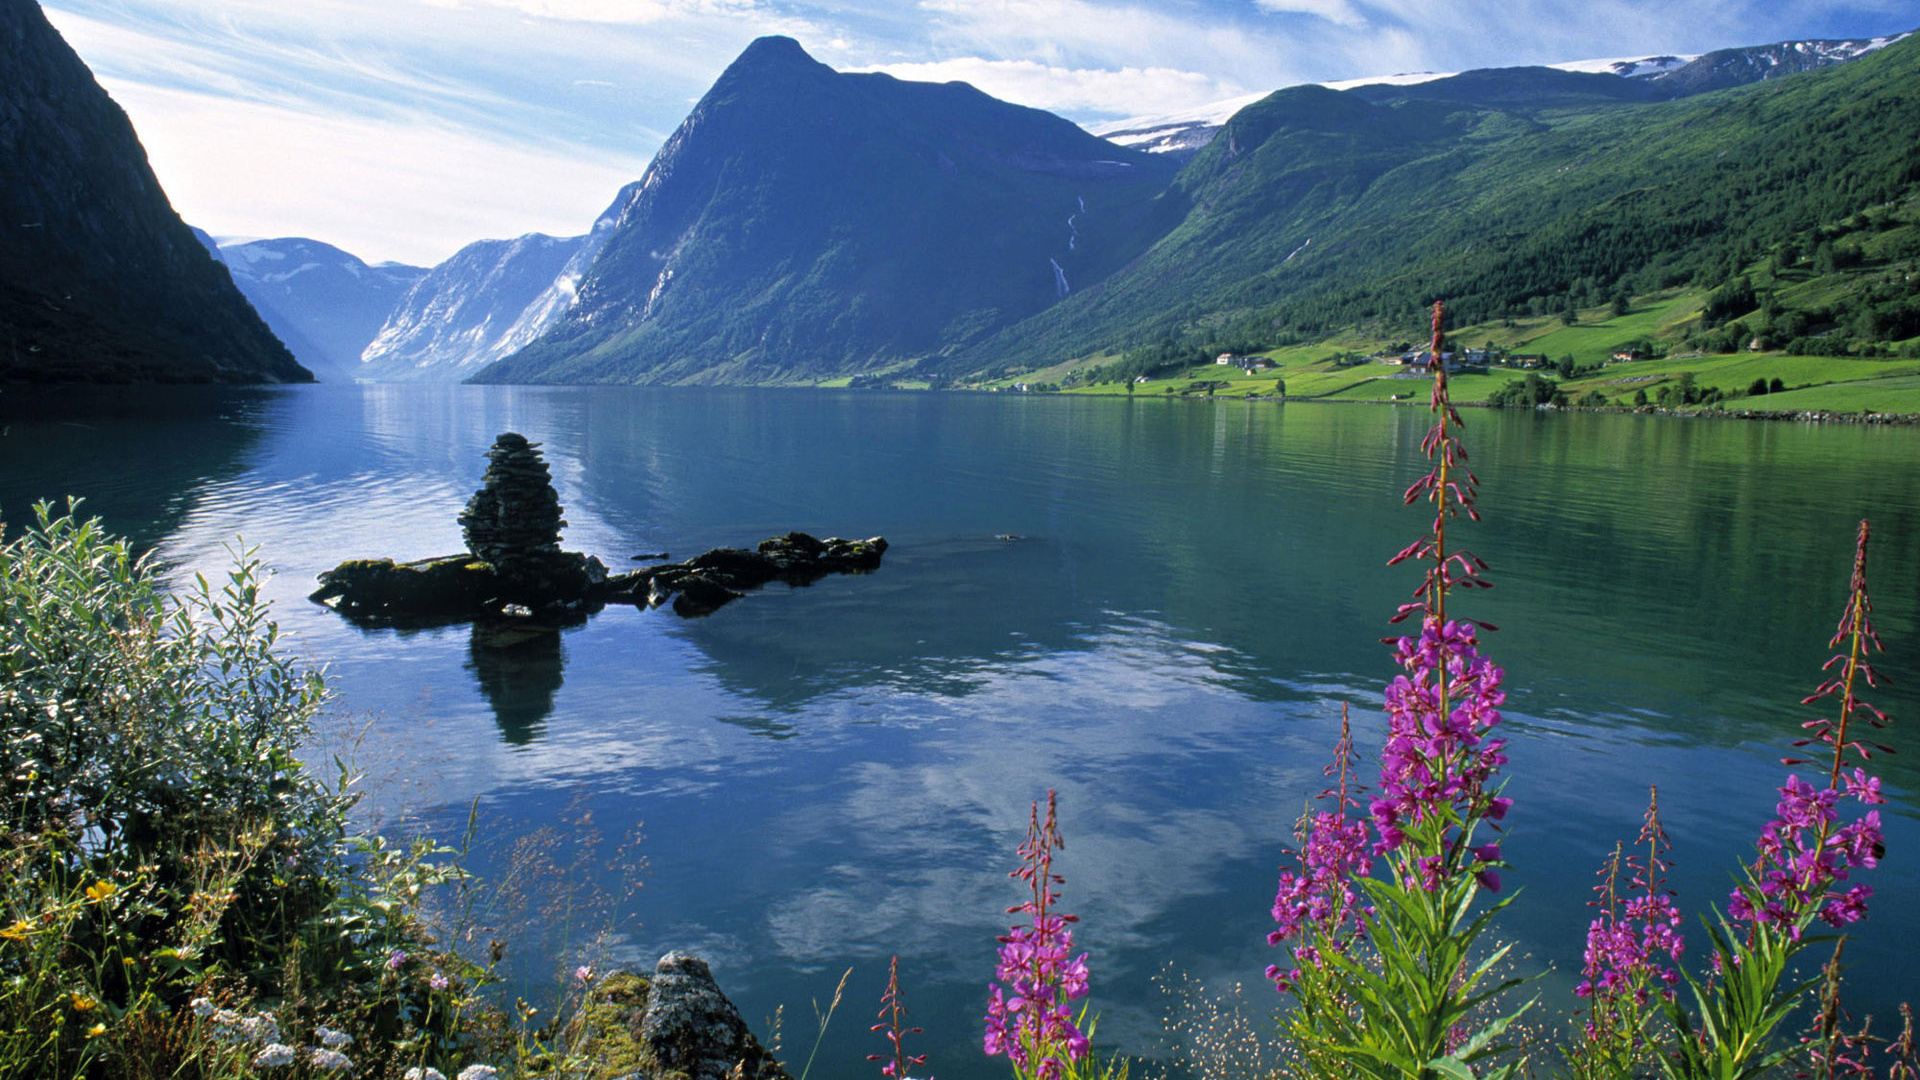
[1547,54,1695,78]
[356,185,632,382]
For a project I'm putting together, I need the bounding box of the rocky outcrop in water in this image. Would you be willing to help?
[610,531,889,617]
[309,431,886,624]
[571,953,791,1080]
[459,433,568,573]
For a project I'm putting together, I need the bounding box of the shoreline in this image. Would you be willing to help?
[1007,387,1920,426]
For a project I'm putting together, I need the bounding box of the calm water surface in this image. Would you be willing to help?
[2,384,1916,1074]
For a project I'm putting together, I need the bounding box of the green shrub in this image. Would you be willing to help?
[0,501,352,1074]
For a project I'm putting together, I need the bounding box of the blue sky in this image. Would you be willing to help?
[41,0,1920,266]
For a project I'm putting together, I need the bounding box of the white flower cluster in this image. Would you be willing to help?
[190,1000,358,1072]
[191,1001,282,1048]
[306,1047,354,1072]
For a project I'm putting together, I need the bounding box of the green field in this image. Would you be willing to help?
[1033,273,1920,416]
[1728,374,1920,413]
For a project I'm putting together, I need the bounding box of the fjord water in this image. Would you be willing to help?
[4,384,1917,1072]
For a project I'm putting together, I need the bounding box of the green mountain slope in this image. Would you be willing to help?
[954,37,1920,376]
[476,36,1178,385]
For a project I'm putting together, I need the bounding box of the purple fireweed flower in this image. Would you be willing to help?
[1575,789,1684,1074]
[1370,616,1510,885]
[985,792,1090,1077]
[1267,705,1377,991]
[1733,523,1891,936]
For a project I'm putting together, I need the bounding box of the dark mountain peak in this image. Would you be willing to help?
[478,39,1176,385]
[723,35,822,77]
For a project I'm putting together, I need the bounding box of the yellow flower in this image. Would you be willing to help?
[84,881,117,902]
[87,1023,106,1038]
[71,994,97,1012]
[0,919,33,941]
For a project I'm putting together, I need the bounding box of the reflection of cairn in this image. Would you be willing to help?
[458,433,566,575]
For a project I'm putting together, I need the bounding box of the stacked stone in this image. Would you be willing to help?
[458,432,567,574]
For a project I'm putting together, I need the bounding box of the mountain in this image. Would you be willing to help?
[208,238,424,382]
[1647,34,1909,96]
[1089,91,1271,161]
[0,0,308,383]
[476,35,1179,385]
[1086,37,1897,166]
[357,194,626,382]
[953,33,1920,373]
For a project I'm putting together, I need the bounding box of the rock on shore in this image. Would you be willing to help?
[572,952,791,1080]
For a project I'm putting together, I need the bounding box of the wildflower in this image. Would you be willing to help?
[385,948,409,971]
[315,1025,353,1049]
[87,1023,107,1038]
[1370,616,1510,880]
[1,918,34,941]
[84,880,118,902]
[1576,791,1683,1012]
[1732,521,1891,935]
[70,993,98,1012]
[574,964,593,984]
[306,1047,354,1072]
[868,956,929,1079]
[430,972,450,991]
[253,1044,297,1068]
[457,1066,499,1080]
[235,1013,282,1046]
[1268,705,1374,990]
[984,791,1091,1079]
[190,997,215,1018]
[402,1069,446,1080]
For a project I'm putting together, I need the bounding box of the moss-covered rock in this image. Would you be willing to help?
[573,953,791,1080]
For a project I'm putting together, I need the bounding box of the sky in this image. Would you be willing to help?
[40,0,1920,267]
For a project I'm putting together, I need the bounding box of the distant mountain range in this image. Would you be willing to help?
[198,234,424,383]
[13,0,1908,387]
[471,30,1917,386]
[356,192,625,382]
[0,0,306,383]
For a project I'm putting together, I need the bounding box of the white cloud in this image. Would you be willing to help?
[430,0,759,21]
[1251,0,1367,28]
[100,80,648,266]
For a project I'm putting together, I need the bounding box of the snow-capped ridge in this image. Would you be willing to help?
[1086,34,1907,157]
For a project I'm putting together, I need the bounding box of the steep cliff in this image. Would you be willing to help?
[0,0,308,383]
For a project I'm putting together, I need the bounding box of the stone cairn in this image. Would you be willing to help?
[458,432,566,576]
